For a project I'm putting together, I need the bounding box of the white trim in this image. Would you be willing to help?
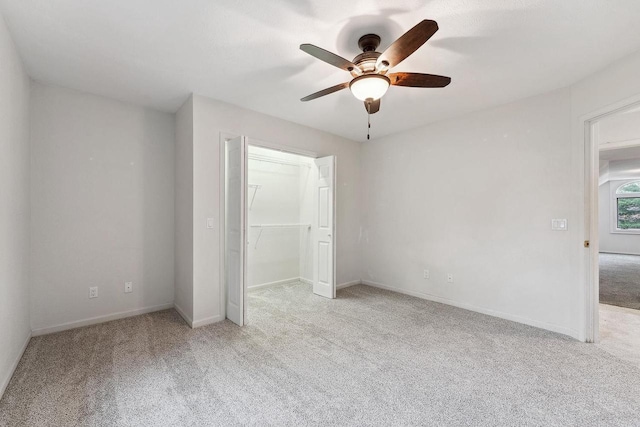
[362,280,579,339]
[300,277,313,285]
[0,331,31,400]
[248,277,301,290]
[583,118,600,343]
[219,132,236,324]
[192,315,224,328]
[333,157,337,299]
[174,303,194,328]
[31,303,174,336]
[177,303,223,328]
[337,280,360,290]
[600,250,640,256]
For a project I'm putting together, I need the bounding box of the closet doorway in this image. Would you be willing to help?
[223,136,336,326]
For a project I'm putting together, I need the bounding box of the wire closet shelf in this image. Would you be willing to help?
[248,153,311,168]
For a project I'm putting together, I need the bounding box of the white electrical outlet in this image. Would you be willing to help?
[423,269,430,279]
[89,286,98,298]
[124,281,133,293]
[447,274,454,283]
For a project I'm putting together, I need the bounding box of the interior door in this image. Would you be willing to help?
[313,156,336,298]
[225,136,247,326]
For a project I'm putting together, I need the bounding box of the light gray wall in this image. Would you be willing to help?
[361,88,575,337]
[174,96,194,322]
[190,94,362,325]
[0,12,31,399]
[359,47,640,342]
[30,83,175,334]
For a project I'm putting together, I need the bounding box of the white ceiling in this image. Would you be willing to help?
[600,147,640,162]
[2,0,640,142]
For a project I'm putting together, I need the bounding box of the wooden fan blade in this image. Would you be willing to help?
[300,44,360,73]
[388,72,451,88]
[300,82,349,102]
[376,20,438,69]
[364,98,380,114]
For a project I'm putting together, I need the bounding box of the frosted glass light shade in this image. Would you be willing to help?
[349,75,390,101]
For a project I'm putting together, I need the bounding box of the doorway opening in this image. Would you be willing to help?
[586,103,640,366]
[222,136,336,327]
[246,145,321,323]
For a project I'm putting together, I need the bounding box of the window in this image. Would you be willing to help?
[614,180,640,232]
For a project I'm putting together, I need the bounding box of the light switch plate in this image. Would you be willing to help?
[551,219,568,231]
[206,218,215,229]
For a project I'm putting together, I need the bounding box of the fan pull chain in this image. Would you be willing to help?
[366,102,371,140]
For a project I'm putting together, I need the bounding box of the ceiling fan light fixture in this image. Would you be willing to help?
[349,74,390,101]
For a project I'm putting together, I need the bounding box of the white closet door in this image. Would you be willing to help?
[226,136,247,326]
[313,156,336,299]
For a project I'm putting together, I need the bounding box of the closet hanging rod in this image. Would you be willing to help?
[248,154,311,168]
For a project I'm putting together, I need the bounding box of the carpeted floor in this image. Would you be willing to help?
[1,283,640,426]
[600,253,640,310]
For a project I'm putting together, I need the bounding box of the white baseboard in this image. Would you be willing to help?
[337,280,361,290]
[600,250,640,256]
[192,315,223,328]
[174,304,223,328]
[31,303,175,337]
[248,277,301,290]
[0,331,31,400]
[300,277,313,285]
[174,303,193,327]
[361,280,579,340]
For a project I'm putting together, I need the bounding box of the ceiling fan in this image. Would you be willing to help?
[299,20,451,115]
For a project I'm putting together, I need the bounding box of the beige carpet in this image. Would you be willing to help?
[1,283,640,426]
[599,253,640,310]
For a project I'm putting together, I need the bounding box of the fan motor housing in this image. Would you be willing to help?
[353,51,381,74]
[353,34,382,75]
[358,34,381,52]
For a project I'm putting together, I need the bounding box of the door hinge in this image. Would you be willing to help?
[584,240,590,248]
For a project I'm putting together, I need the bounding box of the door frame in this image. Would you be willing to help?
[219,132,336,324]
[223,135,248,326]
[582,96,640,343]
